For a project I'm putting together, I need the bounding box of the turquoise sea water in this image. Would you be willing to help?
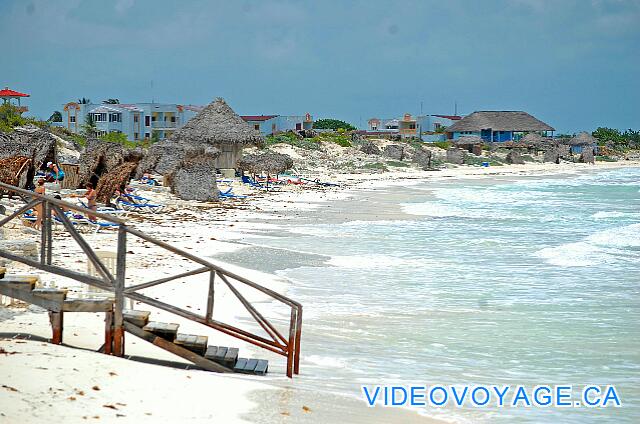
[220,167,640,423]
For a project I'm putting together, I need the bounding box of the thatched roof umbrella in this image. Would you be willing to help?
[138,98,263,177]
[0,156,32,191]
[567,131,598,146]
[237,152,293,175]
[0,127,58,188]
[452,135,483,146]
[78,138,128,188]
[95,161,140,204]
[237,152,294,190]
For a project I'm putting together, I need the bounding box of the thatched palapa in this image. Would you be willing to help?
[139,98,263,176]
[95,162,139,204]
[567,131,598,146]
[0,126,58,188]
[446,111,554,133]
[237,152,294,175]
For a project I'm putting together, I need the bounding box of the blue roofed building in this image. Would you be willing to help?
[445,111,554,142]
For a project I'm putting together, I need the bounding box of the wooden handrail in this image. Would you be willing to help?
[0,181,302,377]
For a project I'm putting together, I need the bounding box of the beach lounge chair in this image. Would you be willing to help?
[114,195,165,213]
[218,187,247,199]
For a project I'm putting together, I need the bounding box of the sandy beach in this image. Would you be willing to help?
[2,160,639,423]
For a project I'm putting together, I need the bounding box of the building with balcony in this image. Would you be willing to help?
[366,114,462,140]
[0,87,30,114]
[445,111,554,142]
[241,113,313,136]
[57,102,202,142]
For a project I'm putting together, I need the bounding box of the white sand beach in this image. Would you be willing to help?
[2,160,639,423]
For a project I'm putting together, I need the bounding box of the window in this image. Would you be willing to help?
[145,116,150,126]
[93,113,107,122]
[151,115,157,122]
[70,116,76,123]
[133,114,139,123]
[134,132,139,140]
[171,116,176,122]
[145,132,150,139]
[409,123,416,129]
[96,130,107,136]
[254,124,260,131]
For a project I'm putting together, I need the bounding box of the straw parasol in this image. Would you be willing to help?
[165,146,220,201]
[447,111,554,132]
[0,156,32,190]
[567,131,598,146]
[0,126,58,188]
[78,138,128,187]
[237,152,294,175]
[95,161,139,204]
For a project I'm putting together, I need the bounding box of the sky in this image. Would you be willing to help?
[1,0,638,133]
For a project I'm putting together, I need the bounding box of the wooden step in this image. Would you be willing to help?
[63,298,113,312]
[233,358,269,375]
[0,275,39,291]
[205,346,239,368]
[174,334,208,356]
[32,288,67,301]
[123,309,151,327]
[142,321,179,341]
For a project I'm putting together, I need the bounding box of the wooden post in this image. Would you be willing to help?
[40,202,48,265]
[46,202,52,265]
[49,311,63,344]
[113,226,126,356]
[206,270,215,321]
[104,310,113,355]
[294,306,302,375]
[286,308,296,378]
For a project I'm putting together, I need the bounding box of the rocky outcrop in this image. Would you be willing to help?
[360,140,381,155]
[412,150,433,170]
[383,145,405,160]
[445,148,466,165]
[506,151,525,165]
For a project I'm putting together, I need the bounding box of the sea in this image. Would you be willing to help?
[213,166,640,423]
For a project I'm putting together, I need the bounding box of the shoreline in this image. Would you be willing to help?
[1,160,638,423]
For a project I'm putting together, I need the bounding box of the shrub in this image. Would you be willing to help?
[433,141,452,150]
[362,162,388,171]
[595,155,618,162]
[386,160,410,167]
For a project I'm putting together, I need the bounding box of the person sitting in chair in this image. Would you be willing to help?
[45,162,65,183]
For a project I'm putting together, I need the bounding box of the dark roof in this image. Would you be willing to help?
[446,111,554,132]
[241,115,278,122]
[432,114,462,120]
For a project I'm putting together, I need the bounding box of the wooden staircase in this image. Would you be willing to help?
[0,268,268,375]
[122,309,268,375]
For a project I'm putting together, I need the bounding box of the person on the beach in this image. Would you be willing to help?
[84,183,97,222]
[46,162,65,183]
[52,194,70,218]
[34,178,45,229]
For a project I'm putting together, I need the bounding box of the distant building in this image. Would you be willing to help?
[56,102,202,142]
[446,111,554,142]
[0,86,30,114]
[366,113,462,140]
[241,113,313,136]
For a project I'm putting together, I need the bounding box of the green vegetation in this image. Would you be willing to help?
[265,132,321,150]
[592,127,640,150]
[521,154,536,162]
[313,118,356,131]
[103,98,120,104]
[48,111,63,122]
[51,126,87,147]
[82,114,97,138]
[362,162,388,171]
[386,160,410,168]
[0,103,49,132]
[312,132,351,147]
[433,141,452,150]
[595,155,618,162]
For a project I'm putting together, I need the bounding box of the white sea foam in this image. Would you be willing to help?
[326,254,437,269]
[305,355,348,369]
[591,211,639,219]
[535,223,640,266]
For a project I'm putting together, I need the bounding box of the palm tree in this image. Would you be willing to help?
[103,98,120,104]
[78,97,91,104]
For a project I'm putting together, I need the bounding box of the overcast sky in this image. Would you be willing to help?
[1,0,638,132]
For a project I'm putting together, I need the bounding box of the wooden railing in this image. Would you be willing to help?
[0,182,302,377]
